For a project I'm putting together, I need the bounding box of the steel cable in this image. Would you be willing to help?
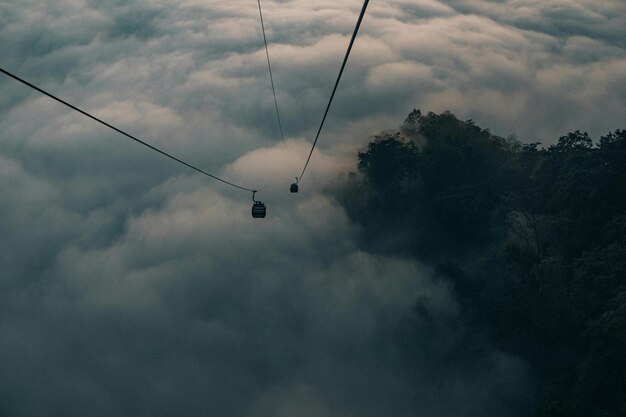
[0,67,257,193]
[298,0,370,182]
[257,0,286,145]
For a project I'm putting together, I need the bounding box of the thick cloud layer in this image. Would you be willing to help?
[1,171,532,417]
[1,0,623,415]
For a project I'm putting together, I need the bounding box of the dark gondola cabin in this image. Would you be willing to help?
[290,178,299,193]
[252,201,267,218]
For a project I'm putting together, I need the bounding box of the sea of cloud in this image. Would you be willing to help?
[0,0,624,415]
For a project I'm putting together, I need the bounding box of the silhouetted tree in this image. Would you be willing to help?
[339,110,626,417]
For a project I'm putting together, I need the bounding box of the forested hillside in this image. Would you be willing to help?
[337,110,626,417]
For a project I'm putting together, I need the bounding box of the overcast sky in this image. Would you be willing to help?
[0,0,624,416]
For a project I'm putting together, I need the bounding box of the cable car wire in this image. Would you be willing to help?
[297,0,369,182]
[257,0,286,145]
[0,66,257,194]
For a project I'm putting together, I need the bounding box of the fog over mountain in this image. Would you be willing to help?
[0,1,624,416]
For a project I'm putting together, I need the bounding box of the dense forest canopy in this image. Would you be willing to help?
[337,110,626,417]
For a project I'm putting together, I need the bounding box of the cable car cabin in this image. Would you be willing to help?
[290,183,299,193]
[252,201,267,218]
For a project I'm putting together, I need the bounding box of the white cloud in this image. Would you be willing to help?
[0,0,621,415]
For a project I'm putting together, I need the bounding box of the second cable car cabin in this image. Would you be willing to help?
[290,178,299,193]
[251,191,266,218]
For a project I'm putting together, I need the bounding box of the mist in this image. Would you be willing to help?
[1,0,625,416]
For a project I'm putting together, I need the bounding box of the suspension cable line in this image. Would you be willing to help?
[0,67,257,194]
[257,0,286,145]
[297,0,370,183]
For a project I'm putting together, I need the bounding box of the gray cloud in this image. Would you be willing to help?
[0,170,531,416]
[441,0,626,47]
[1,0,623,415]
